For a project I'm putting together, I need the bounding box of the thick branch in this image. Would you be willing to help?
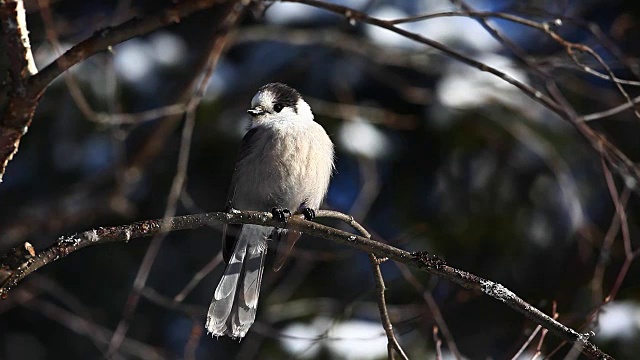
[0,0,37,92]
[0,0,237,182]
[0,210,612,359]
[0,0,39,183]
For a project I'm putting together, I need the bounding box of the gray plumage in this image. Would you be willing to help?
[206,83,334,338]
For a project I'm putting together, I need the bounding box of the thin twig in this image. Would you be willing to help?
[140,287,204,317]
[562,41,640,120]
[548,79,640,196]
[106,5,242,355]
[315,210,409,360]
[396,263,462,359]
[370,253,408,360]
[397,8,640,90]
[388,6,637,90]
[583,95,640,121]
[591,187,630,302]
[601,155,631,257]
[38,0,104,124]
[599,152,640,303]
[433,326,443,360]
[511,325,542,359]
[174,251,224,302]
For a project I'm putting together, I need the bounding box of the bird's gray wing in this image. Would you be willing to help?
[222,127,260,264]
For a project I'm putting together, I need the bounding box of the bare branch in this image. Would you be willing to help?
[511,325,542,360]
[591,187,630,303]
[433,326,443,360]
[312,210,408,359]
[174,251,224,302]
[0,209,613,359]
[583,95,640,122]
[560,40,640,120]
[601,154,631,258]
[369,253,409,360]
[396,263,462,359]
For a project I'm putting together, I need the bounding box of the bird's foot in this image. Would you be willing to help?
[271,207,291,223]
[301,207,316,221]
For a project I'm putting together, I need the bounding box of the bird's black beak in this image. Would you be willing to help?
[247,106,265,117]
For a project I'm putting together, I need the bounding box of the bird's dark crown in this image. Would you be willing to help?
[259,83,301,110]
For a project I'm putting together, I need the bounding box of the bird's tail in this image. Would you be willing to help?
[206,224,270,338]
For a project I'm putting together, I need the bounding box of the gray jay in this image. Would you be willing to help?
[206,83,335,338]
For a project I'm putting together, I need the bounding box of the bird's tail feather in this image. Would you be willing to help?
[206,225,269,338]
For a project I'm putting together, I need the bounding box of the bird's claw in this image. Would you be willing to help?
[271,207,291,223]
[302,207,316,221]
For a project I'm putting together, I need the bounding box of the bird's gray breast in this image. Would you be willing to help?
[232,124,330,211]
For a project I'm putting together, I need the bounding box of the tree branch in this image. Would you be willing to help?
[0,0,39,183]
[0,0,37,91]
[315,210,408,360]
[0,0,238,182]
[0,210,613,359]
[369,253,408,360]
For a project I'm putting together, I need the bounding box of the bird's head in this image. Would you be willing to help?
[247,83,314,125]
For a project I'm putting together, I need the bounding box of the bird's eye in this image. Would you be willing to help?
[273,103,284,113]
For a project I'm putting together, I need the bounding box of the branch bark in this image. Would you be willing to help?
[0,0,39,183]
[0,0,236,182]
[0,210,613,360]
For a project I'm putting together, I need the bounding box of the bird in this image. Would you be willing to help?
[206,83,335,339]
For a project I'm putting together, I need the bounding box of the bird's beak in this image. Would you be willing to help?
[247,106,265,117]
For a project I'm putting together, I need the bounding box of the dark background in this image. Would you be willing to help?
[2,0,640,358]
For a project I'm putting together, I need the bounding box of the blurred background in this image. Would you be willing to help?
[2,0,640,358]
